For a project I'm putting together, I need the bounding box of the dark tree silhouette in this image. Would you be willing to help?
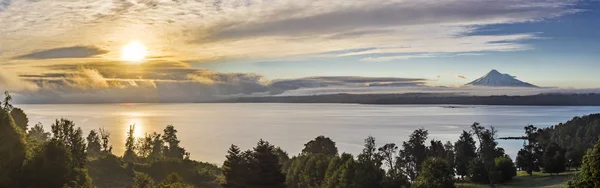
[495,157,517,182]
[399,128,428,181]
[222,145,250,187]
[0,107,27,187]
[471,122,498,187]
[250,139,286,187]
[302,135,338,156]
[51,118,87,168]
[124,124,137,162]
[542,143,566,175]
[454,130,476,180]
[87,129,102,157]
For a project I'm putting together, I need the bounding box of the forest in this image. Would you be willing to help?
[1,91,600,188]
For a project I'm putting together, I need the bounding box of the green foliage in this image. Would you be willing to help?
[2,91,13,111]
[542,143,566,174]
[543,114,600,170]
[378,142,408,186]
[286,153,331,187]
[222,144,251,187]
[412,157,455,188]
[454,131,477,179]
[495,157,517,182]
[321,153,354,188]
[87,154,134,188]
[468,158,489,184]
[399,128,429,181]
[353,136,385,188]
[157,173,193,188]
[0,108,27,187]
[137,133,154,159]
[24,139,93,188]
[565,148,584,170]
[427,139,446,158]
[87,129,102,157]
[162,125,189,160]
[51,118,87,168]
[250,139,286,187]
[28,122,50,142]
[10,107,28,130]
[133,172,155,188]
[471,122,498,185]
[568,137,600,187]
[302,135,338,156]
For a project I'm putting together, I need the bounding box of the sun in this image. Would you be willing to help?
[121,41,148,63]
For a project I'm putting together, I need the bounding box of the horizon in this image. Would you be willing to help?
[1,0,600,103]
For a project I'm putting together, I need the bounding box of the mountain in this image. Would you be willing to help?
[466,69,537,87]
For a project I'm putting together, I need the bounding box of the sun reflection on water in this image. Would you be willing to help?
[124,112,147,138]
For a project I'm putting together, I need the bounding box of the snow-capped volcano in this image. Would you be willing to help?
[466,70,537,87]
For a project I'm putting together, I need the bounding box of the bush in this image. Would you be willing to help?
[495,157,517,182]
[412,157,455,188]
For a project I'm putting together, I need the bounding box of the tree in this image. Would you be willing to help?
[2,91,13,111]
[471,122,499,186]
[24,139,92,188]
[136,133,154,158]
[412,157,455,188]
[124,124,137,161]
[28,122,50,142]
[353,136,385,188]
[158,173,192,188]
[454,130,477,180]
[565,149,584,171]
[163,125,188,160]
[273,147,291,171]
[495,157,517,182]
[427,139,446,158]
[568,137,600,187]
[286,154,331,187]
[0,108,27,187]
[10,107,28,130]
[87,129,102,157]
[222,145,250,187]
[378,143,399,178]
[522,125,543,175]
[444,141,456,176]
[99,127,112,153]
[543,143,566,175]
[399,128,428,181]
[132,172,155,188]
[302,135,338,156]
[50,118,87,168]
[250,139,286,187]
[149,132,164,160]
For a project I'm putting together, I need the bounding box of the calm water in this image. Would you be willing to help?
[18,103,600,165]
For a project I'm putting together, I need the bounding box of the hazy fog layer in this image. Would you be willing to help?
[18,103,600,164]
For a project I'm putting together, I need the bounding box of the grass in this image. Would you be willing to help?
[456,171,579,188]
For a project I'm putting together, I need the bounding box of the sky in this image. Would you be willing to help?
[0,0,599,103]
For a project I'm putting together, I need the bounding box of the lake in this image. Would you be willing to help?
[18,103,600,165]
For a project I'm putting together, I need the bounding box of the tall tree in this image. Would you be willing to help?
[443,141,456,176]
[50,118,87,168]
[353,136,385,188]
[99,127,112,153]
[399,128,428,181]
[149,132,164,160]
[542,143,566,175]
[427,139,446,158]
[471,122,498,187]
[163,125,188,160]
[86,129,102,157]
[302,135,338,156]
[0,107,27,187]
[412,157,455,188]
[454,131,477,180]
[222,145,250,187]
[124,124,137,161]
[250,139,286,187]
[136,133,153,158]
[495,157,517,182]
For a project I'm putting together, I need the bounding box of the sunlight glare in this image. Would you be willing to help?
[121,40,148,63]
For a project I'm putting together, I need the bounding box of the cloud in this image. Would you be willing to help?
[457,75,468,79]
[268,76,427,94]
[14,46,108,59]
[0,70,38,91]
[0,0,582,62]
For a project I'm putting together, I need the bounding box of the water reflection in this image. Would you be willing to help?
[123,112,147,138]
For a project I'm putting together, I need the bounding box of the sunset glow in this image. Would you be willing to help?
[120,41,148,63]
